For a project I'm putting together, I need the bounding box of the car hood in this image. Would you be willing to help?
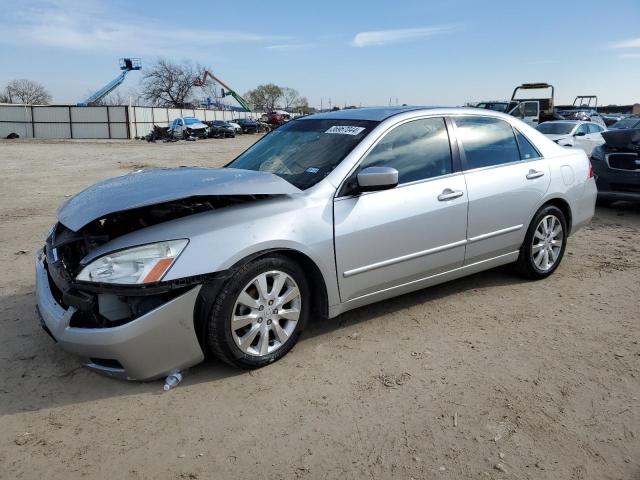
[544,134,571,142]
[185,123,207,129]
[58,167,301,231]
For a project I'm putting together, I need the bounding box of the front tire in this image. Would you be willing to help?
[205,255,310,368]
[516,205,567,279]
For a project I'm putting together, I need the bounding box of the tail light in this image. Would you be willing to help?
[588,160,594,178]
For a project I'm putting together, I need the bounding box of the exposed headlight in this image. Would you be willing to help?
[76,240,188,284]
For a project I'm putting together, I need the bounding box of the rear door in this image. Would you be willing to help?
[509,101,540,127]
[334,117,468,302]
[452,116,550,264]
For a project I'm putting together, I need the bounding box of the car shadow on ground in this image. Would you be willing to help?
[0,264,528,416]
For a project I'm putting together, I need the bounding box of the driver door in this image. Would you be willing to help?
[333,117,468,302]
[509,101,540,127]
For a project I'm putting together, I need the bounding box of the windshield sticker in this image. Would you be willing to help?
[325,126,366,135]
[305,167,320,174]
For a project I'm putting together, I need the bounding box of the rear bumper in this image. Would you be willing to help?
[35,250,205,381]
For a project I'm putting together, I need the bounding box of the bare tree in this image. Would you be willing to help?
[141,59,199,107]
[281,87,302,110]
[245,84,283,112]
[4,79,51,104]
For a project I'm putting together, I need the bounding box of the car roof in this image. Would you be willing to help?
[540,120,582,125]
[301,106,437,122]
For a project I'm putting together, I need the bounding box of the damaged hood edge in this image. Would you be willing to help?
[58,167,301,232]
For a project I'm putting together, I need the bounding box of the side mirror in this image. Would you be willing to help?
[574,131,586,137]
[356,166,399,192]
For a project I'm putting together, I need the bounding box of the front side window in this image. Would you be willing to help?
[454,116,521,169]
[358,117,452,184]
[227,119,378,190]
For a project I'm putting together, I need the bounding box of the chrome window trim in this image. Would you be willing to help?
[334,114,455,199]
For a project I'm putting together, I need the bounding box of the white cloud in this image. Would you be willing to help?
[352,25,457,47]
[610,37,640,49]
[0,0,286,54]
[265,44,314,52]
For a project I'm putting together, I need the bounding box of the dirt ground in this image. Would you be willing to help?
[0,137,638,480]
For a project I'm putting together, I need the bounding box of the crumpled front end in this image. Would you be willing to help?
[35,226,207,380]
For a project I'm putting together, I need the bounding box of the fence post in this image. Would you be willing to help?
[133,106,138,138]
[68,106,74,139]
[106,106,112,139]
[30,105,35,138]
[125,106,131,139]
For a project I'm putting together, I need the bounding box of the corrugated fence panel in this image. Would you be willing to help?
[0,104,33,122]
[70,106,108,123]
[34,122,71,138]
[33,106,70,123]
[72,123,110,139]
[0,122,32,138]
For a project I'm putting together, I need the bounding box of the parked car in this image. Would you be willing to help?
[474,101,509,112]
[602,114,627,127]
[226,121,243,134]
[590,128,640,204]
[536,120,606,156]
[204,120,235,138]
[233,118,259,134]
[36,107,596,381]
[609,114,640,130]
[266,111,291,127]
[169,117,208,139]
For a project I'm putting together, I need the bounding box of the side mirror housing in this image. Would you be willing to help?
[574,131,586,137]
[356,166,399,192]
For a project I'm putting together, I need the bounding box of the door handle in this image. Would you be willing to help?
[437,189,464,201]
[526,169,544,180]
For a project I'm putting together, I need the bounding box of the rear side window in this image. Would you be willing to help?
[587,123,602,134]
[359,117,452,184]
[454,116,521,169]
[515,130,541,160]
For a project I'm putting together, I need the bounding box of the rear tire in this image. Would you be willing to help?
[205,255,310,368]
[516,205,567,279]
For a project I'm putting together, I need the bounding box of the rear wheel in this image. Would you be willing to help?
[516,205,567,279]
[205,255,309,368]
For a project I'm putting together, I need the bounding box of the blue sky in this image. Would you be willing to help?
[0,0,639,107]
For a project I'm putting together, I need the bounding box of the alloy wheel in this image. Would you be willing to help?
[531,214,564,272]
[231,270,302,357]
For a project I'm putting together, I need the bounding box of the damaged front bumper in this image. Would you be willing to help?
[35,249,205,381]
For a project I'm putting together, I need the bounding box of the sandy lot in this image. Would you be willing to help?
[0,137,638,480]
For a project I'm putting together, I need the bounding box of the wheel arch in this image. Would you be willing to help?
[542,197,573,235]
[193,248,330,351]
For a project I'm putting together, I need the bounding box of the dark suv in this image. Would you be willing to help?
[204,121,236,138]
[232,118,258,134]
[590,128,640,204]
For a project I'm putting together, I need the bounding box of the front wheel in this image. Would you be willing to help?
[516,205,567,279]
[205,255,310,368]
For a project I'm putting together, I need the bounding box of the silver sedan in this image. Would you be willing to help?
[36,107,597,380]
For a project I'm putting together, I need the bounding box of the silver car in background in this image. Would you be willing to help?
[36,107,597,380]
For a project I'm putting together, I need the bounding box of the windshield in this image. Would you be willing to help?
[227,118,378,189]
[610,116,640,130]
[477,102,508,112]
[536,122,575,135]
[184,118,201,125]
